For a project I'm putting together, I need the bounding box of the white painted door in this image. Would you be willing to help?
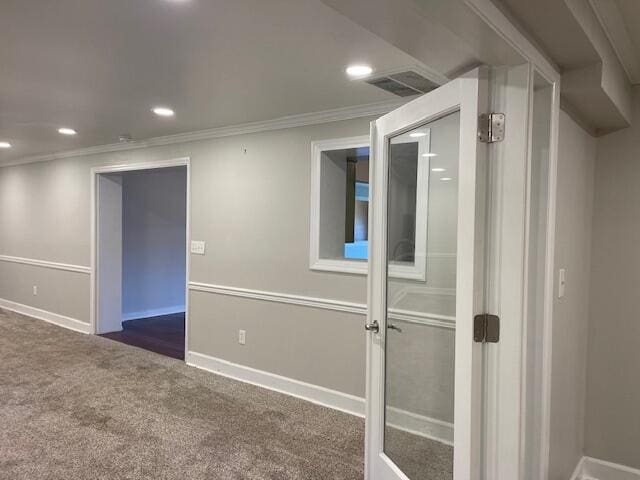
[366,67,489,480]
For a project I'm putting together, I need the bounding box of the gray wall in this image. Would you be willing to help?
[0,111,460,419]
[319,150,348,260]
[122,167,187,319]
[585,87,640,470]
[0,118,372,397]
[548,109,596,480]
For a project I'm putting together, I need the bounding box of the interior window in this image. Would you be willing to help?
[343,147,370,260]
[310,133,431,280]
[318,144,370,262]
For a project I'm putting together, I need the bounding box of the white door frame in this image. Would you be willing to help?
[89,157,191,357]
[365,62,561,480]
[365,67,489,480]
[452,3,562,479]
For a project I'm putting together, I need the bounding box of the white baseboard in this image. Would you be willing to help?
[386,406,453,445]
[186,350,453,444]
[122,305,185,322]
[186,351,365,416]
[571,458,587,480]
[0,298,92,334]
[571,456,640,480]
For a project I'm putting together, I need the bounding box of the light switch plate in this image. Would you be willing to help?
[558,268,566,298]
[190,240,206,255]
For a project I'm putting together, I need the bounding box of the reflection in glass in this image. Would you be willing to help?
[388,141,418,264]
[383,112,460,479]
[319,146,370,260]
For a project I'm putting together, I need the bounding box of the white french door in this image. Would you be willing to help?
[366,67,489,480]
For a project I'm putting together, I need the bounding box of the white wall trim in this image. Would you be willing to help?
[387,309,455,329]
[91,157,191,339]
[539,77,562,480]
[309,134,371,276]
[571,457,587,480]
[186,350,364,416]
[571,456,640,480]
[0,298,91,334]
[308,133,433,281]
[386,406,454,446]
[186,350,453,444]
[189,281,366,315]
[0,254,91,275]
[122,305,185,322]
[91,158,190,174]
[188,281,456,329]
[4,100,407,168]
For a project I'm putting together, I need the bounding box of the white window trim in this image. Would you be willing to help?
[309,134,431,281]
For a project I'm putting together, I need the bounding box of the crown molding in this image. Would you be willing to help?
[1,99,408,168]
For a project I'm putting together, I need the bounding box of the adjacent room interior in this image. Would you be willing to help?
[1,1,640,480]
[96,166,188,360]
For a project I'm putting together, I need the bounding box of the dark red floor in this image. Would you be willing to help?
[100,313,185,360]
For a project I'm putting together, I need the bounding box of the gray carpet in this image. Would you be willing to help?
[0,309,364,480]
[0,308,452,480]
[385,427,452,480]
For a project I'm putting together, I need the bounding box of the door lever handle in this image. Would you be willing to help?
[365,320,379,333]
[388,323,403,333]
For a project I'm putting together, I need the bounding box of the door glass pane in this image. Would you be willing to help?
[384,111,460,479]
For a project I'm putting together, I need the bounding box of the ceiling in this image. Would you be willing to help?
[494,0,640,133]
[607,0,640,84]
[496,0,600,69]
[0,0,425,165]
[616,1,640,52]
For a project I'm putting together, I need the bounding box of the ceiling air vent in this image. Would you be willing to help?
[365,70,439,97]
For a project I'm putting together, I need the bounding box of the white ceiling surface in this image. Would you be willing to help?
[321,0,526,78]
[0,0,423,165]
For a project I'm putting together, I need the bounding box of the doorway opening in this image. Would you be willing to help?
[91,160,189,360]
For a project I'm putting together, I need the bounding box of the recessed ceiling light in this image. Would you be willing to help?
[58,128,77,136]
[409,132,427,138]
[152,107,175,117]
[346,65,373,77]
[432,168,446,172]
[422,153,438,157]
[441,177,453,181]
[0,141,11,149]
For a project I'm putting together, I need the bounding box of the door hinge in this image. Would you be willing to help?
[478,113,505,143]
[473,314,500,343]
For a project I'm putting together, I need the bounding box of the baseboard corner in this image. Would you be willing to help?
[579,456,640,480]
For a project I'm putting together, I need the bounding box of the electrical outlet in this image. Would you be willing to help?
[190,240,206,255]
[238,329,246,345]
[32,285,38,296]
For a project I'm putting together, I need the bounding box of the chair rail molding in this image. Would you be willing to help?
[188,281,456,329]
[0,254,91,275]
